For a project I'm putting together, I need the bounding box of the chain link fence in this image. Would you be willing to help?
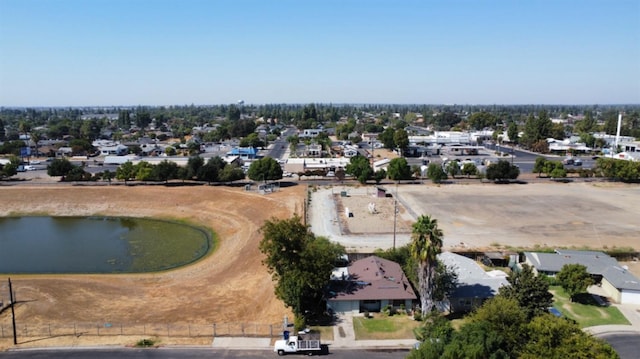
[0,322,283,339]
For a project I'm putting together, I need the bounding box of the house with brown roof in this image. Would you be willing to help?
[326,256,417,314]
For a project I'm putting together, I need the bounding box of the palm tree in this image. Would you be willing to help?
[409,215,443,318]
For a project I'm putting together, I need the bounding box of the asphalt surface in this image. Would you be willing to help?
[0,348,410,359]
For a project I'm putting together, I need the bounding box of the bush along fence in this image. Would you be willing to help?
[0,322,284,339]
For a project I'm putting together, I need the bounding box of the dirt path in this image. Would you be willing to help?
[0,184,305,348]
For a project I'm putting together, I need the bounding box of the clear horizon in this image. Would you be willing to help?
[1,0,639,107]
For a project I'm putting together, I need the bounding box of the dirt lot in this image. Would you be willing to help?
[0,184,304,349]
[399,181,640,251]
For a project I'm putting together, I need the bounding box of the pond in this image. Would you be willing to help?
[0,216,213,274]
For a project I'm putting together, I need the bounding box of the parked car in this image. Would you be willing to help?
[573,159,582,166]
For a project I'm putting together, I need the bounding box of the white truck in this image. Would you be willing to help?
[273,331,322,356]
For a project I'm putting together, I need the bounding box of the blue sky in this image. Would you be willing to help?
[0,0,639,106]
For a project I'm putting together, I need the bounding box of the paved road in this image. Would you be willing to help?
[598,333,640,359]
[0,348,410,359]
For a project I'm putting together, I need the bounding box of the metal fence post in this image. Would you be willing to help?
[213,323,216,337]
[74,323,76,337]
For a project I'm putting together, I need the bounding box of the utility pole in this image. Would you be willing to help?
[393,181,398,249]
[8,278,17,345]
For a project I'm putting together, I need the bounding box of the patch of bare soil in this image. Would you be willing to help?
[0,184,304,349]
[335,191,412,235]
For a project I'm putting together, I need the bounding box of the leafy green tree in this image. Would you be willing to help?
[47,158,74,177]
[196,156,227,184]
[544,160,566,178]
[218,164,245,182]
[596,157,640,182]
[259,215,344,317]
[0,156,19,179]
[410,215,444,317]
[134,161,154,181]
[507,121,519,144]
[498,264,553,320]
[240,133,264,148]
[228,105,242,121]
[522,111,553,149]
[533,157,547,177]
[345,155,372,184]
[461,162,478,178]
[445,161,459,179]
[410,312,453,358]
[469,296,527,353]
[197,162,219,184]
[426,163,447,183]
[247,157,282,182]
[115,161,135,183]
[379,127,396,149]
[520,314,619,359]
[186,156,205,180]
[373,169,386,184]
[556,264,594,302]
[486,160,520,182]
[442,320,510,359]
[152,160,179,183]
[574,110,597,134]
[165,146,177,156]
[393,128,409,155]
[387,157,412,180]
[135,111,152,129]
[102,169,114,184]
[63,166,91,181]
[467,111,497,130]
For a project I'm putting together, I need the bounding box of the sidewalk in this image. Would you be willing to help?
[208,314,416,351]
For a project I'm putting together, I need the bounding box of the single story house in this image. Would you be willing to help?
[437,252,509,313]
[326,256,416,314]
[99,144,129,156]
[299,128,323,138]
[523,250,640,305]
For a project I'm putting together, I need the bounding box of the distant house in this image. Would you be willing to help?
[523,250,640,305]
[56,147,73,157]
[305,143,322,157]
[343,146,359,158]
[437,252,509,313]
[300,128,323,138]
[99,144,129,156]
[326,256,417,314]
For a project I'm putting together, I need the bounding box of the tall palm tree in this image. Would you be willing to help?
[409,214,443,318]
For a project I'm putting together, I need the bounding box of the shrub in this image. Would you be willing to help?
[294,316,307,332]
[135,338,155,347]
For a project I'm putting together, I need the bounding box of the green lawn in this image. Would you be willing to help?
[353,314,420,340]
[310,325,334,341]
[550,286,630,327]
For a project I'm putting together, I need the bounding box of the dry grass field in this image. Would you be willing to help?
[0,184,304,349]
